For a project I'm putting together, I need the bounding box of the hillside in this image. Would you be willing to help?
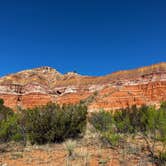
[0,63,166,110]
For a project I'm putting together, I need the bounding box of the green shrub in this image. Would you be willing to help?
[89,110,113,132]
[0,99,4,105]
[157,151,166,165]
[157,106,166,141]
[0,99,13,121]
[0,99,23,142]
[24,103,87,144]
[89,103,166,152]
[89,110,121,146]
[101,132,121,146]
[160,101,166,110]
[0,114,23,142]
[114,109,133,133]
[0,100,87,145]
[113,105,150,133]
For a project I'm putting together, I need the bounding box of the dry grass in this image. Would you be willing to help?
[0,127,161,166]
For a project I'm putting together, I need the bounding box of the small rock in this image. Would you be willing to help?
[1,163,8,166]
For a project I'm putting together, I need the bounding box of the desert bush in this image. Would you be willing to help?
[0,100,87,144]
[157,151,166,165]
[24,103,87,144]
[113,105,150,134]
[0,99,23,142]
[132,105,166,159]
[114,109,133,133]
[101,131,121,146]
[89,110,113,132]
[160,101,166,110]
[89,110,121,146]
[0,99,13,121]
[0,114,23,142]
[89,103,166,157]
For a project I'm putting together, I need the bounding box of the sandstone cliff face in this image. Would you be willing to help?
[0,63,166,111]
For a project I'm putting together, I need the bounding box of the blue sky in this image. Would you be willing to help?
[0,0,166,76]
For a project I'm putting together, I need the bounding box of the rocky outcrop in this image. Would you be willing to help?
[0,63,166,111]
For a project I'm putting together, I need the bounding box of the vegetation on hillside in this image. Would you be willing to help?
[89,102,166,165]
[1,98,166,165]
[0,100,87,144]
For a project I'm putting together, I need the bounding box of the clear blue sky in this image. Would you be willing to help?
[0,0,166,76]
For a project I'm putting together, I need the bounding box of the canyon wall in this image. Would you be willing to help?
[0,63,166,111]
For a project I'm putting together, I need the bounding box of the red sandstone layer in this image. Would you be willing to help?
[0,63,165,111]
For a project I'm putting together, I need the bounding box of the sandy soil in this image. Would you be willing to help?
[0,141,154,166]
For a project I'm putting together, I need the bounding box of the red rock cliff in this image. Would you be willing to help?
[0,63,166,111]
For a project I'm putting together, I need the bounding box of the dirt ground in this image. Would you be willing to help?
[0,140,154,166]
